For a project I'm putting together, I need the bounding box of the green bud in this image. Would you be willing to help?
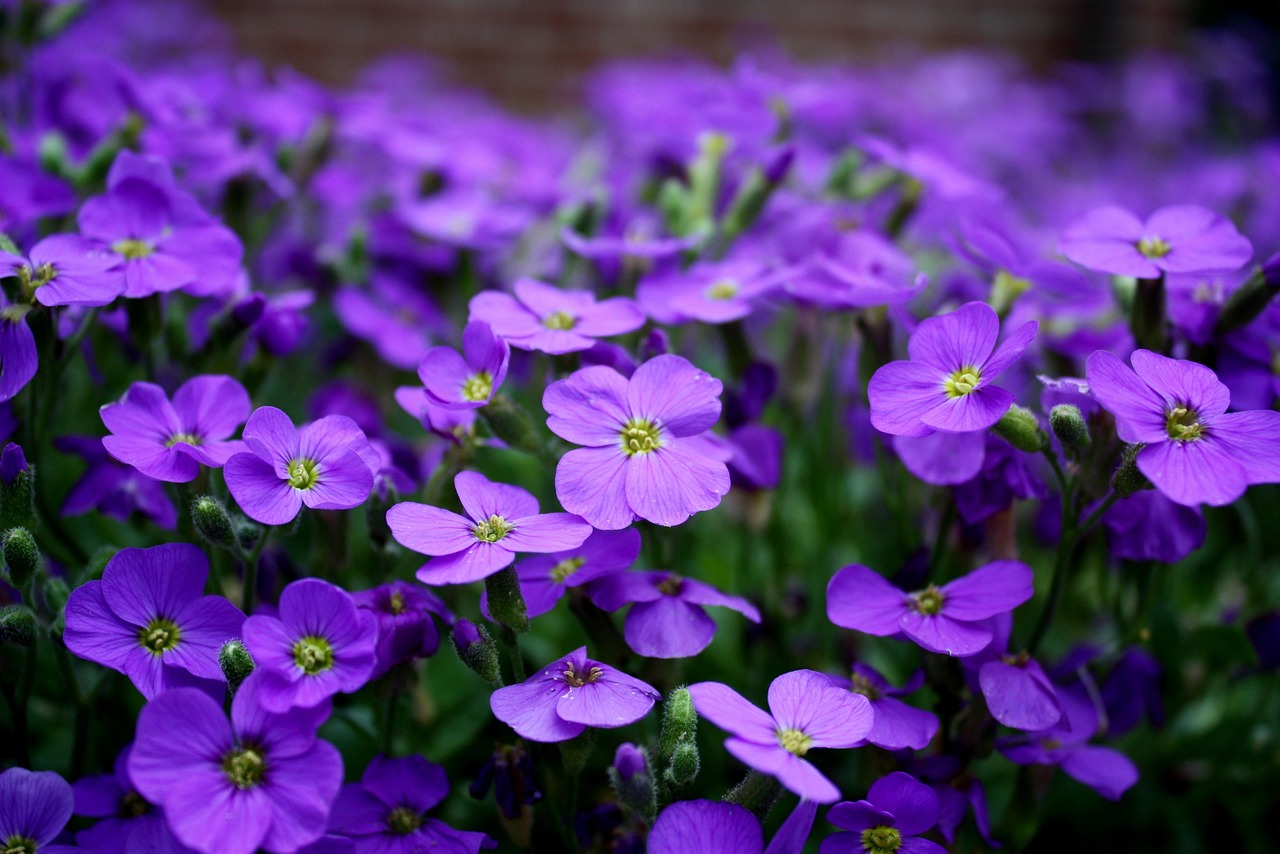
[219,639,256,696]
[2,527,41,592]
[79,545,120,585]
[1111,443,1154,498]
[484,567,529,634]
[664,741,700,788]
[559,729,596,776]
[450,619,503,687]
[192,496,236,549]
[0,604,38,647]
[991,405,1047,453]
[1050,404,1091,461]
[480,395,546,459]
[234,517,264,555]
[0,459,36,533]
[659,686,698,760]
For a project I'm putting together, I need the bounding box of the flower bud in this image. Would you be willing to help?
[663,741,700,787]
[559,729,596,776]
[219,639,256,695]
[1215,253,1280,334]
[659,686,698,760]
[42,575,70,617]
[0,445,35,531]
[483,567,529,634]
[0,444,28,486]
[991,405,1047,453]
[609,743,656,820]
[2,527,41,593]
[1112,444,1154,499]
[480,395,545,459]
[451,618,502,687]
[0,604,37,647]
[1050,404,1091,461]
[192,496,236,550]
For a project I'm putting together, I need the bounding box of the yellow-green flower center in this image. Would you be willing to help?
[19,262,57,291]
[850,673,882,701]
[2,835,38,854]
[292,635,334,675]
[543,310,576,330]
[1137,235,1171,259]
[943,366,981,398]
[620,417,661,456]
[861,825,903,854]
[462,371,493,402]
[550,555,586,583]
[911,585,945,616]
[166,431,201,448]
[388,590,406,615]
[112,239,156,260]
[222,746,267,790]
[705,279,740,300]
[1165,405,1204,441]
[561,662,603,688]
[138,617,181,654]
[473,514,514,543]
[287,458,320,490]
[657,574,684,596]
[777,727,813,756]
[386,805,424,835]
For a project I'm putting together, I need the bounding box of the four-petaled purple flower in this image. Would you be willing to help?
[469,277,645,354]
[821,772,945,854]
[352,581,453,678]
[647,798,819,854]
[386,470,591,585]
[688,670,874,803]
[72,743,184,853]
[489,647,659,743]
[829,664,939,751]
[418,320,510,409]
[1060,204,1252,278]
[0,767,77,854]
[0,235,121,307]
[485,527,641,620]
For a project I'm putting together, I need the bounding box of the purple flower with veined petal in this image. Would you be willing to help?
[0,235,121,307]
[469,277,645,354]
[481,527,641,619]
[387,471,591,585]
[688,670,874,803]
[829,665,939,751]
[588,570,761,659]
[418,321,510,410]
[129,673,343,854]
[0,295,37,404]
[351,581,453,678]
[1060,204,1252,278]
[72,743,187,854]
[224,407,375,525]
[868,302,1037,437]
[242,578,378,713]
[100,375,250,483]
[0,767,77,854]
[56,435,177,529]
[63,543,245,699]
[329,755,495,853]
[1086,349,1280,506]
[647,797,818,854]
[544,354,730,529]
[489,646,659,743]
[820,772,945,854]
[826,561,1034,657]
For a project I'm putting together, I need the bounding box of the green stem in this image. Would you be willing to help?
[380,691,399,756]
[238,526,272,614]
[52,639,88,775]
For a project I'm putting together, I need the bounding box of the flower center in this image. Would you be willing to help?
[21,262,57,290]
[292,635,335,675]
[705,278,740,300]
[561,662,603,688]
[543,310,576,330]
[910,585,945,616]
[943,366,981,398]
[138,617,181,654]
[1165,405,1204,441]
[462,371,493,402]
[2,835,38,854]
[1137,235,1171,259]
[386,805,424,835]
[861,825,903,854]
[165,431,201,448]
[388,589,406,615]
[850,673,882,701]
[119,791,150,818]
[657,574,684,596]
[620,417,661,456]
[550,555,586,583]
[222,746,267,790]
[473,514,514,543]
[287,458,320,490]
[776,727,813,756]
[112,239,156,260]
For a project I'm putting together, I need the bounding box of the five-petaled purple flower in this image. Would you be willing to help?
[821,772,945,854]
[418,320,510,409]
[868,302,1037,437]
[386,470,591,585]
[469,277,645,354]
[688,670,874,803]
[0,235,121,307]
[544,354,731,529]
[0,767,77,854]
[1060,204,1252,278]
[489,647,659,743]
[63,543,245,699]
[1086,349,1280,506]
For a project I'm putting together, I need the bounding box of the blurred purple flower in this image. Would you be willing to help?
[56,435,177,529]
[470,277,644,354]
[1061,204,1251,278]
[481,527,641,620]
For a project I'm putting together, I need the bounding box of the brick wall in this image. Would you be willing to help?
[207,0,1191,111]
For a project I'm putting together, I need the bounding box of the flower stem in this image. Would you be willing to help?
[724,769,782,820]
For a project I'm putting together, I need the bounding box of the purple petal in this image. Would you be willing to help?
[129,689,233,800]
[386,503,476,555]
[163,772,272,854]
[978,660,1062,731]
[419,347,476,408]
[1130,350,1229,417]
[899,839,949,854]
[555,672,658,728]
[725,739,841,803]
[543,366,631,446]
[678,577,761,622]
[241,406,300,470]
[0,767,74,844]
[906,302,998,371]
[1147,205,1251,274]
[297,449,373,511]
[624,598,717,658]
[825,800,894,834]
[298,414,368,463]
[225,452,303,525]
[555,446,634,530]
[919,386,1013,433]
[767,670,873,748]
[865,696,939,751]
[1136,438,1247,507]
[1059,746,1139,801]
[686,681,778,744]
[165,595,246,680]
[940,561,1034,620]
[764,798,818,854]
[62,581,138,670]
[100,544,207,627]
[100,382,180,442]
[171,375,250,441]
[259,741,344,853]
[892,431,985,486]
[898,613,993,657]
[490,678,583,743]
[981,320,1038,380]
[1084,352,1167,444]
[77,179,170,241]
[649,800,763,854]
[0,315,37,402]
[867,772,939,836]
[455,470,540,522]
[623,439,729,527]
[462,320,510,380]
[586,571,666,610]
[826,565,908,635]
[1060,206,1154,277]
[416,543,515,585]
[362,754,449,814]
[868,361,944,438]
[503,512,591,554]
[1210,410,1280,486]
[628,355,723,437]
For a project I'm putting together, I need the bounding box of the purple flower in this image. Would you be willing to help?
[1060,204,1252,278]
[588,570,761,659]
[1086,349,1280,506]
[636,256,782,325]
[976,651,1062,732]
[0,442,27,485]
[821,772,945,854]
[468,742,542,821]
[688,670,874,803]
[333,271,446,370]
[648,798,818,854]
[544,354,730,529]
[0,295,37,403]
[469,278,645,354]
[783,231,926,310]
[55,435,177,529]
[418,321,510,410]
[100,375,251,483]
[0,235,121,307]
[0,156,75,233]
[242,578,378,713]
[482,527,641,619]
[329,755,495,853]
[72,743,184,853]
[387,471,591,585]
[351,581,453,678]
[1100,489,1205,563]
[826,561,1034,657]
[225,407,375,525]
[489,647,659,743]
[829,665,939,751]
[63,543,245,699]
[868,302,1037,437]
[0,767,76,854]
[129,674,343,854]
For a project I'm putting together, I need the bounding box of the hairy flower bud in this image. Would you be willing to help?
[609,743,656,820]
[1050,404,1091,461]
[484,567,529,634]
[0,444,35,532]
[451,618,503,687]
[664,741,700,787]
[219,639,256,696]
[0,604,38,646]
[659,686,699,760]
[2,527,41,593]
[192,496,236,549]
[479,394,545,459]
[1112,444,1154,498]
[991,405,1047,453]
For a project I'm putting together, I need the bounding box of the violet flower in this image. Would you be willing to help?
[543,354,731,529]
[224,406,375,525]
[0,767,77,854]
[821,772,945,854]
[0,235,121,307]
[1101,490,1205,563]
[100,375,251,483]
[56,435,177,529]
[1060,204,1252,278]
[387,471,591,586]
[1086,349,1280,506]
[688,670,874,803]
[72,743,183,853]
[966,617,1063,732]
[588,570,761,659]
[242,578,378,713]
[0,294,37,404]
[482,527,641,619]
[826,561,1034,657]
[829,664,939,751]
[469,277,645,354]
[351,581,453,678]
[333,271,446,370]
[489,647,659,743]
[648,798,818,854]
[868,302,1037,436]
[129,674,343,854]
[63,543,245,699]
[418,321,510,410]
[636,256,782,325]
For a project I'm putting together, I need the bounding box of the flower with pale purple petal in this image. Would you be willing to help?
[469,277,644,354]
[63,543,245,699]
[688,670,874,803]
[868,302,1037,437]
[820,772,945,854]
[489,647,659,743]
[826,561,1033,657]
[1061,204,1252,278]
[829,665,938,751]
[242,578,378,713]
[418,321,510,410]
[636,256,782,325]
[482,527,641,619]
[387,470,591,585]
[333,271,446,370]
[544,354,730,529]
[0,767,77,854]
[588,570,761,659]
[1100,489,1204,563]
[0,235,121,307]
[224,406,375,525]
